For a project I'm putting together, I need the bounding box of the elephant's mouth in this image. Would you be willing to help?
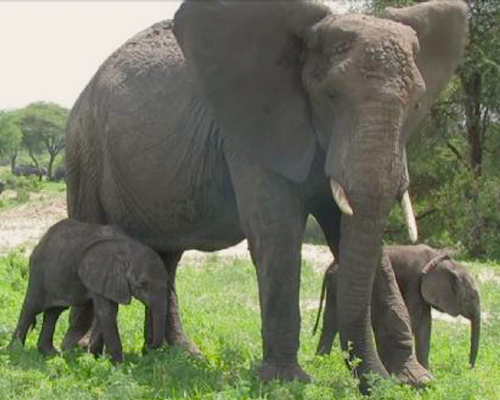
[329,178,418,242]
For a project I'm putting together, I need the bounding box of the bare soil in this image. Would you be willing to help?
[0,191,491,324]
[0,191,67,256]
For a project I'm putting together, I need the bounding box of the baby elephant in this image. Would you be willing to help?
[315,244,480,369]
[12,219,169,362]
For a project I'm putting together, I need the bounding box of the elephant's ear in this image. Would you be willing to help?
[384,0,468,135]
[421,261,461,316]
[78,240,132,305]
[173,1,329,182]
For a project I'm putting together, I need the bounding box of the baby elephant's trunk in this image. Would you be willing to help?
[469,310,480,368]
[150,302,167,349]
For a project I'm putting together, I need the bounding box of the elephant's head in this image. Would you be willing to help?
[421,254,481,368]
[78,229,168,349]
[173,0,468,380]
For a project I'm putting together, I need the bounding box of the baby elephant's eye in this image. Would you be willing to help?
[139,277,149,287]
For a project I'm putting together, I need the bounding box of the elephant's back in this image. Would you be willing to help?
[66,20,188,165]
[91,20,187,114]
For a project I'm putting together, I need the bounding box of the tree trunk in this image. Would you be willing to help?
[459,67,487,256]
[461,70,483,178]
[10,154,17,173]
[47,153,55,181]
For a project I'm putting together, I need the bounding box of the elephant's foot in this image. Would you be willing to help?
[164,325,203,359]
[169,335,203,360]
[62,328,94,351]
[258,361,311,383]
[393,356,433,388]
[61,303,94,351]
[38,345,59,356]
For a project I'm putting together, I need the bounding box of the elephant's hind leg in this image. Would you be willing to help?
[156,251,202,358]
[64,153,107,351]
[61,301,94,351]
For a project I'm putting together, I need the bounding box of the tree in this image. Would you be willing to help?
[17,102,68,180]
[0,110,22,172]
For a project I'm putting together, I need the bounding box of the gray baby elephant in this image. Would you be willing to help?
[11,219,169,362]
[315,244,480,369]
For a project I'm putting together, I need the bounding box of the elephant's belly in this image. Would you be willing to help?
[99,137,245,253]
[103,193,245,253]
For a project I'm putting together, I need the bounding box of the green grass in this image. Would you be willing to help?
[0,251,498,399]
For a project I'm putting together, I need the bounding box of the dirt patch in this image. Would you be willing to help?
[0,193,67,255]
[182,240,333,272]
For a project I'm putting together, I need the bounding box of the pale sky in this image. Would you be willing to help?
[0,1,181,110]
[0,1,349,111]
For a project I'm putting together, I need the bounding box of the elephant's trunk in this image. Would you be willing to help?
[332,101,403,387]
[337,208,392,382]
[469,308,481,368]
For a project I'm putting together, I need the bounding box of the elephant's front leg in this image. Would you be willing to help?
[92,296,123,363]
[371,254,433,386]
[227,151,308,382]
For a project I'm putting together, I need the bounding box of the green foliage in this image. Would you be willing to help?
[0,110,22,160]
[16,102,68,178]
[0,248,498,399]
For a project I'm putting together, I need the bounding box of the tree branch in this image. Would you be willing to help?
[446,141,471,170]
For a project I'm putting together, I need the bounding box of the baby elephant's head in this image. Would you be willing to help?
[420,254,481,368]
[78,229,168,348]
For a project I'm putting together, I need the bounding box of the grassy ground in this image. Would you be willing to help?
[0,249,498,400]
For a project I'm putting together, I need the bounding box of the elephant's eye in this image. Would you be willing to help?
[139,277,149,287]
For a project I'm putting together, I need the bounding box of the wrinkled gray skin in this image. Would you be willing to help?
[64,0,468,389]
[11,219,168,363]
[316,245,481,370]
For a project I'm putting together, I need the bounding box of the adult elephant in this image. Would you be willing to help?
[64,0,467,389]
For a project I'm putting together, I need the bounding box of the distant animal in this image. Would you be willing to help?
[0,181,4,195]
[13,164,47,178]
[52,165,66,182]
[11,219,169,363]
[315,244,481,369]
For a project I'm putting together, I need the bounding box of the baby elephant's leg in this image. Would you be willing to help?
[38,307,66,355]
[371,255,432,387]
[92,295,123,363]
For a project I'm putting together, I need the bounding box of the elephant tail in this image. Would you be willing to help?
[312,268,328,336]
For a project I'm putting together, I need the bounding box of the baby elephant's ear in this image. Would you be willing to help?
[78,241,132,305]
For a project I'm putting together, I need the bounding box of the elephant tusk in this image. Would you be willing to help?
[330,179,353,216]
[400,190,418,243]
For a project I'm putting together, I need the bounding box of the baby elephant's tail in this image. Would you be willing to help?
[10,295,39,348]
[312,269,329,336]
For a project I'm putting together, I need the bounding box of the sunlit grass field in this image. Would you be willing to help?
[0,249,498,400]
